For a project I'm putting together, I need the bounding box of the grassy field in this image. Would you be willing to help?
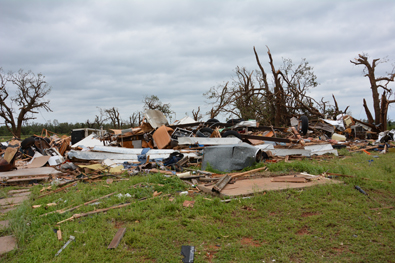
[1,151,394,262]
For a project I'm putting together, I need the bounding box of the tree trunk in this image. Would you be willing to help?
[363,98,374,125]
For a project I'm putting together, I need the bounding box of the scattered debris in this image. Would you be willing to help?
[55,235,75,257]
[181,245,195,263]
[183,200,195,208]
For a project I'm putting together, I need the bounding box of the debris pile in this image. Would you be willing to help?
[0,110,394,191]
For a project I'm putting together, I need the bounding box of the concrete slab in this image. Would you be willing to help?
[0,195,29,206]
[10,192,30,197]
[0,236,17,255]
[198,176,341,197]
[0,167,62,179]
[0,220,9,229]
[7,189,30,194]
[0,207,16,214]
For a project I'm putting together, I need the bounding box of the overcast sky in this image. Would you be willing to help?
[1,0,395,125]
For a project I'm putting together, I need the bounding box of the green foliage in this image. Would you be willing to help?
[142,95,174,118]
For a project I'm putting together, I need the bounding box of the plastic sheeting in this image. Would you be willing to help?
[201,143,261,172]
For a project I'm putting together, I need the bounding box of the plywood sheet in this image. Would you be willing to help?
[198,176,341,197]
[0,167,62,179]
[25,156,51,169]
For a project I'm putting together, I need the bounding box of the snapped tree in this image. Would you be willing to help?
[350,54,395,131]
[0,68,52,138]
[204,46,335,126]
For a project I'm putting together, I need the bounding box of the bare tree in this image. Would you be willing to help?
[204,47,329,126]
[143,95,173,117]
[94,107,107,128]
[128,111,143,127]
[192,106,202,121]
[105,107,121,129]
[0,68,52,138]
[350,54,395,131]
[204,82,233,119]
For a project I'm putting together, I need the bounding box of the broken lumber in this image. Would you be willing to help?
[58,192,116,214]
[56,195,170,225]
[107,228,126,249]
[291,126,305,146]
[230,166,267,178]
[37,182,77,199]
[149,168,174,175]
[271,177,307,183]
[57,203,132,224]
[212,174,232,193]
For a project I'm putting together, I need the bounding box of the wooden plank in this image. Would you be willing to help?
[107,228,126,249]
[230,166,267,178]
[5,176,50,183]
[57,229,62,240]
[0,167,62,179]
[271,177,307,183]
[212,175,232,193]
[241,134,294,143]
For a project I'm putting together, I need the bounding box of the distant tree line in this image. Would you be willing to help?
[0,121,134,137]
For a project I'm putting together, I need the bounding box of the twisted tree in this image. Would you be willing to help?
[350,54,395,131]
[204,46,331,126]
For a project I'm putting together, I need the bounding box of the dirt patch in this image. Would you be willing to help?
[332,247,345,253]
[296,226,310,235]
[204,244,220,262]
[269,212,276,216]
[301,212,320,217]
[114,221,125,229]
[240,237,261,247]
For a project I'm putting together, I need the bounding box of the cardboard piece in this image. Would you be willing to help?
[152,125,173,149]
[25,156,51,169]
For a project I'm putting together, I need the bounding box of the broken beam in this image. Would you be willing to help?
[107,228,126,249]
[212,174,232,193]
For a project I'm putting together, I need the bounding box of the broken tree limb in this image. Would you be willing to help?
[58,192,117,214]
[37,182,77,199]
[57,203,132,225]
[56,195,170,225]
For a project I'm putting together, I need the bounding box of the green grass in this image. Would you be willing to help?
[0,135,31,142]
[1,152,395,262]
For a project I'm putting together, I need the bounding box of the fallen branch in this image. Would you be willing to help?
[57,203,135,225]
[36,182,77,199]
[56,194,170,225]
[58,192,117,214]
